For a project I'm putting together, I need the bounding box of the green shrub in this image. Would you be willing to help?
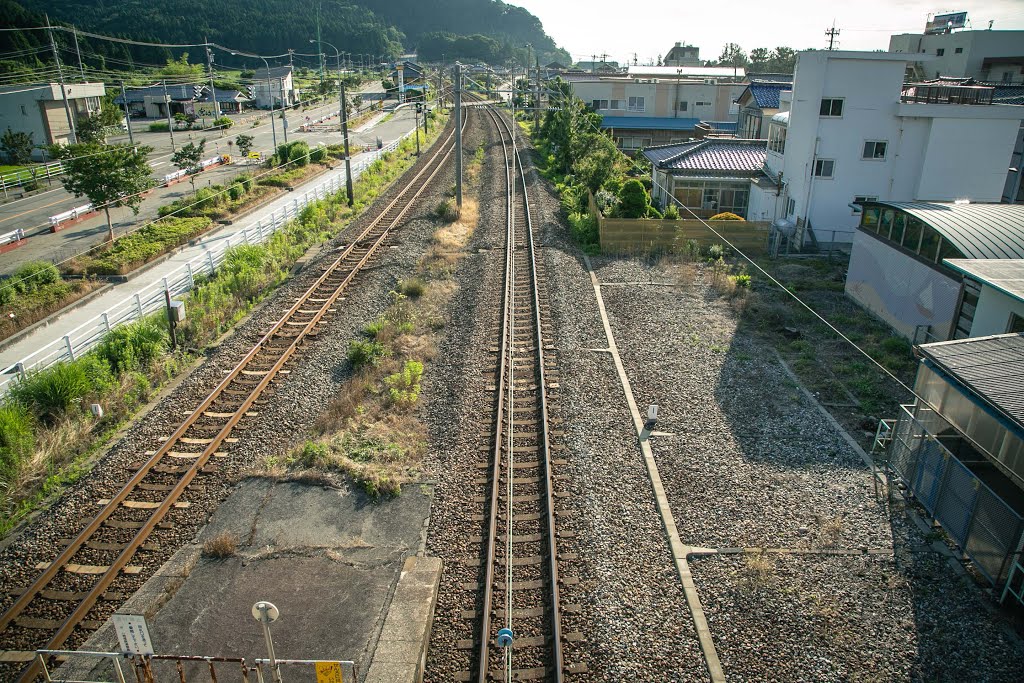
[237,174,255,193]
[12,261,60,294]
[397,278,426,299]
[618,179,652,218]
[193,187,219,209]
[228,183,244,201]
[10,361,93,423]
[731,273,752,289]
[310,146,327,163]
[385,360,423,408]
[663,203,681,220]
[95,316,168,374]
[567,211,599,247]
[79,354,117,393]
[363,317,387,338]
[73,217,213,275]
[347,340,389,369]
[710,211,743,221]
[0,404,35,480]
[212,116,233,129]
[434,199,458,222]
[287,141,311,167]
[149,121,169,132]
[707,244,726,260]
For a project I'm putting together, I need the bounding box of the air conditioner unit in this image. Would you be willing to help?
[704,79,717,85]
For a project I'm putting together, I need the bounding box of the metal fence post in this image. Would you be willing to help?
[186,262,195,289]
[242,229,249,245]
[208,250,216,273]
[135,293,144,317]
[257,221,264,241]
[102,312,111,333]
[64,334,75,361]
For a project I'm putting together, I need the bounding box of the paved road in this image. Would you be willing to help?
[0,82,387,276]
[0,106,421,375]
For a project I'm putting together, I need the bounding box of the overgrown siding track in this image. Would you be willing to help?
[0,116,462,682]
[458,106,584,682]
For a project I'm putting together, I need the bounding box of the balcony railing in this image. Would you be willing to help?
[900,83,995,105]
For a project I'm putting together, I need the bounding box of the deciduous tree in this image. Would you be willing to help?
[1,128,33,166]
[51,143,154,243]
[171,139,207,195]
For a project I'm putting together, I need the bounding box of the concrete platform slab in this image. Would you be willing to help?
[75,479,436,683]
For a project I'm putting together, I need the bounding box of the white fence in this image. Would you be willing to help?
[1,228,26,246]
[0,134,409,396]
[0,161,65,197]
[49,202,96,229]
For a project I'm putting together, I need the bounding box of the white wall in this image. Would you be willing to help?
[846,230,962,339]
[747,182,781,222]
[889,30,1024,82]
[970,285,1024,337]
[917,116,1019,201]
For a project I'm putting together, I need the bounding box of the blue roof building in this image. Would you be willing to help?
[735,77,793,139]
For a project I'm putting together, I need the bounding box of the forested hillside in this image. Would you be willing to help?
[0,0,568,76]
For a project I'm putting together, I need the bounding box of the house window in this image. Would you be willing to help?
[627,96,645,112]
[786,198,796,216]
[609,99,623,110]
[695,101,711,106]
[813,159,835,178]
[954,47,963,54]
[617,136,651,150]
[678,101,688,111]
[819,98,844,117]
[767,124,786,154]
[936,48,945,56]
[862,140,887,160]
[672,179,750,216]
[1008,313,1024,334]
[851,195,878,215]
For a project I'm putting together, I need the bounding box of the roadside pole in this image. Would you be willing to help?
[47,19,77,144]
[340,77,354,207]
[280,77,289,144]
[161,79,175,151]
[205,41,220,118]
[534,56,541,129]
[454,63,463,210]
[120,82,135,145]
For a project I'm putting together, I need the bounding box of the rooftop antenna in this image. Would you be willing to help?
[988,20,994,30]
[826,22,840,50]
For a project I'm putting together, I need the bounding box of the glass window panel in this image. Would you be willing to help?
[903,217,923,250]
[880,209,894,235]
[890,212,906,243]
[862,207,880,228]
[920,226,941,260]
[938,237,962,264]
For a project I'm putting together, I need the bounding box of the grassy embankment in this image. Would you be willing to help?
[0,113,449,534]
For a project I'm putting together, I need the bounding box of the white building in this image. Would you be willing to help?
[945,259,1024,338]
[0,82,105,153]
[568,72,745,152]
[889,29,1024,83]
[252,66,295,109]
[763,50,1024,248]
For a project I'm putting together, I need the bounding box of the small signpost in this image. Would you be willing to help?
[315,661,345,683]
[112,614,154,656]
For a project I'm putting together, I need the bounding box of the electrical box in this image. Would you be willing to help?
[170,300,186,323]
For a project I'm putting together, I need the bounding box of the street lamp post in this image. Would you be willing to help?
[232,51,277,150]
[314,39,354,207]
[252,602,283,683]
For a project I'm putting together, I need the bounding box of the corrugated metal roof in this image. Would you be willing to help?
[918,333,1024,430]
[869,201,1024,260]
[598,116,700,131]
[944,259,1024,304]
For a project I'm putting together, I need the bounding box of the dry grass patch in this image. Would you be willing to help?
[740,550,775,589]
[201,531,239,559]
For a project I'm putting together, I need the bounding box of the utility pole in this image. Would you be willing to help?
[120,81,134,145]
[340,76,353,206]
[316,2,324,85]
[280,77,289,143]
[826,24,840,50]
[414,102,420,155]
[534,55,541,129]
[47,17,76,144]
[71,26,85,81]
[591,53,596,74]
[162,79,175,150]
[453,63,463,210]
[205,39,220,118]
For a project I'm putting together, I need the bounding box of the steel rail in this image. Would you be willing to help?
[475,103,564,681]
[2,114,464,682]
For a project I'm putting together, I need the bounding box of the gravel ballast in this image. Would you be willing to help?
[596,257,1024,681]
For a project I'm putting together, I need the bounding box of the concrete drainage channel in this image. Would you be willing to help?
[68,479,441,683]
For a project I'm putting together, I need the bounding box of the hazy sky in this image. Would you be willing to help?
[508,0,1024,64]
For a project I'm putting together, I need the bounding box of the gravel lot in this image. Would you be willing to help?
[596,256,1024,681]
[0,122,457,662]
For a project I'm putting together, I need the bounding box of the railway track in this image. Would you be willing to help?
[0,116,461,682]
[460,106,583,682]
